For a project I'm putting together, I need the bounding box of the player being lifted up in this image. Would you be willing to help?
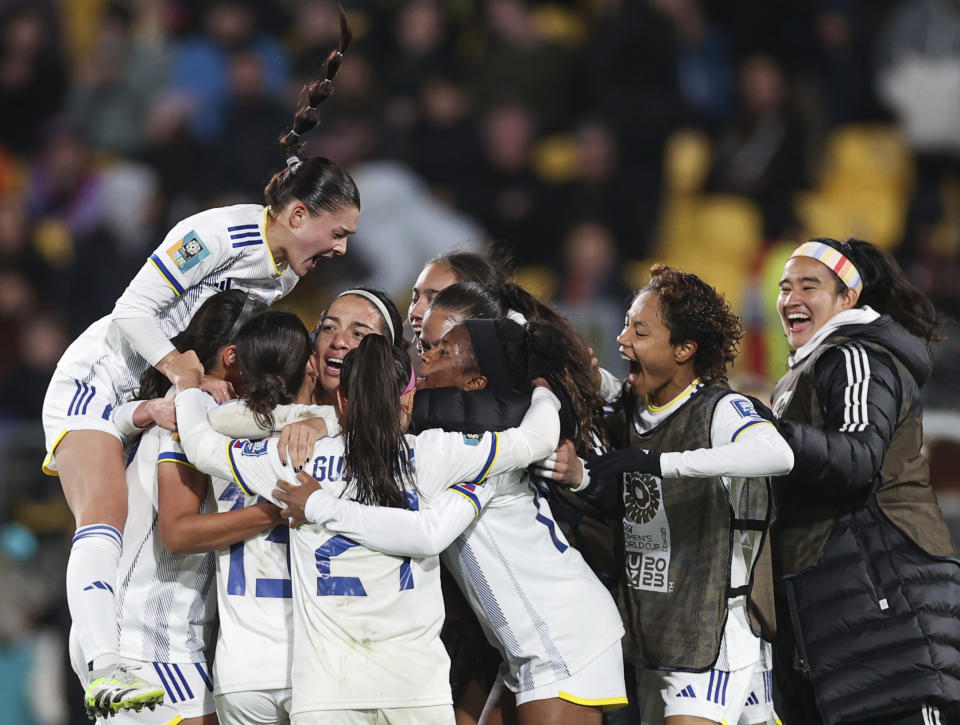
[70,291,284,725]
[40,10,358,719]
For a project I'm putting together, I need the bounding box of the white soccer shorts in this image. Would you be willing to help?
[513,639,628,711]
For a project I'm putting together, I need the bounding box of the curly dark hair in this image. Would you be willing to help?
[640,264,742,383]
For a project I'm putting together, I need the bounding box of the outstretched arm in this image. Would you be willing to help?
[413,385,561,497]
[277,471,494,557]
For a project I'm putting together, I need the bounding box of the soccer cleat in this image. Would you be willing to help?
[84,663,164,719]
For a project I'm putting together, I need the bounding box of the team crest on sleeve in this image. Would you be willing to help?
[461,433,483,446]
[731,399,759,419]
[167,230,210,272]
[237,439,269,457]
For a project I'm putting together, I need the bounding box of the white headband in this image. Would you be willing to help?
[337,289,395,342]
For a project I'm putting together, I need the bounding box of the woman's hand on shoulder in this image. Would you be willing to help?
[160,350,205,393]
[200,376,236,404]
[278,418,328,471]
[145,397,177,431]
[274,470,323,528]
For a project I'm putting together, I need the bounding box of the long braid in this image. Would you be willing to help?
[264,6,359,216]
[279,7,353,162]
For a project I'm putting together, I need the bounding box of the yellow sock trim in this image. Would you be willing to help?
[557,690,629,712]
[165,716,183,725]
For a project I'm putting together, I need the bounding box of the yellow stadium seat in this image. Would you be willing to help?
[659,195,762,260]
[657,196,702,257]
[664,130,713,195]
[821,124,913,195]
[626,254,748,310]
[795,189,905,251]
[693,195,764,258]
[652,195,764,311]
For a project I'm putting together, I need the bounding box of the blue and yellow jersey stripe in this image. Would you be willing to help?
[158,451,197,469]
[226,440,254,495]
[449,484,482,517]
[149,253,185,296]
[731,419,773,441]
[470,432,500,484]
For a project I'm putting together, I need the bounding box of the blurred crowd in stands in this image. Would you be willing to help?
[1,1,959,721]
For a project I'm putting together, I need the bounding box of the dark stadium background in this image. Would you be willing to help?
[0,1,958,721]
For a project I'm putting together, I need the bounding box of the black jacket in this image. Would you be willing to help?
[775,316,926,503]
[770,315,960,724]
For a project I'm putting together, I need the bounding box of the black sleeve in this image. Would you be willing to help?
[778,344,901,495]
[573,467,625,519]
[410,387,530,434]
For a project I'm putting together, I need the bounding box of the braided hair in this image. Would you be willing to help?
[264,7,359,217]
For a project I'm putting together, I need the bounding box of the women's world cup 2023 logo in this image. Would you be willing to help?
[623,472,670,593]
[625,472,661,525]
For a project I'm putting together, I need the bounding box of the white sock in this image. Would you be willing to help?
[66,524,122,672]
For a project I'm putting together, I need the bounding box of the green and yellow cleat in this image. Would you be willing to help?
[83,664,164,720]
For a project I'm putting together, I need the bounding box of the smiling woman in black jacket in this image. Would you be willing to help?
[769,238,960,725]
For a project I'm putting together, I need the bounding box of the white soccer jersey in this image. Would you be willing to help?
[311,455,626,695]
[174,398,443,713]
[174,386,563,715]
[442,470,624,693]
[294,388,624,696]
[54,204,298,410]
[115,426,216,664]
[628,380,793,671]
[210,474,293,696]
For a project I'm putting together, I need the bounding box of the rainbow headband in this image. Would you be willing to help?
[789,241,863,294]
